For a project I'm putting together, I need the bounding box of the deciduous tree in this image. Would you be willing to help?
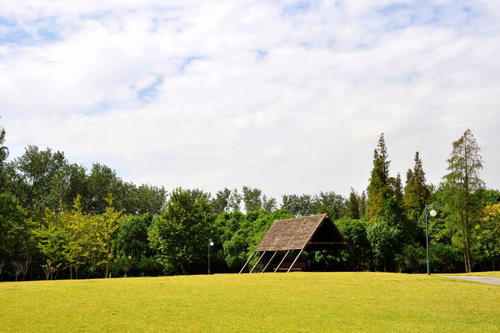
[442,129,483,272]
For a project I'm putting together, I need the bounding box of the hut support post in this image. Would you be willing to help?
[250,251,266,273]
[239,251,256,274]
[274,250,290,273]
[287,248,304,273]
[261,251,278,273]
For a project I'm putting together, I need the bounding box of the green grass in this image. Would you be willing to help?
[1,272,499,332]
[440,271,500,278]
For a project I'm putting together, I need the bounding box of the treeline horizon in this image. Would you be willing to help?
[0,123,499,281]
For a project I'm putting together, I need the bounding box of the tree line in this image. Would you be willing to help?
[0,123,499,280]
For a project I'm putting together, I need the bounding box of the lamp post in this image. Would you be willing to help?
[208,239,214,274]
[424,204,437,275]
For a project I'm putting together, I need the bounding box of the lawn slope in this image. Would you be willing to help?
[1,272,499,332]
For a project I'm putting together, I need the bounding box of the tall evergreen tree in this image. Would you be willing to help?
[0,123,8,192]
[348,188,360,219]
[359,191,367,218]
[404,152,431,222]
[366,133,392,221]
[442,129,483,272]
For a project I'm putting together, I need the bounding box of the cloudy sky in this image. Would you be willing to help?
[1,0,499,200]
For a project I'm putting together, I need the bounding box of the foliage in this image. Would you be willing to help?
[404,152,431,222]
[94,193,124,278]
[348,189,360,219]
[367,218,401,272]
[475,203,500,270]
[242,186,263,212]
[335,217,371,270]
[148,188,213,274]
[366,133,391,221]
[442,129,484,272]
[0,193,35,280]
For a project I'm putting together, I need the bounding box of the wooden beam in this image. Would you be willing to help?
[274,250,290,273]
[261,251,278,273]
[239,251,256,274]
[250,251,266,273]
[287,248,304,273]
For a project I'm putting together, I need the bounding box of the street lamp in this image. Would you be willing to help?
[208,239,214,275]
[424,204,437,275]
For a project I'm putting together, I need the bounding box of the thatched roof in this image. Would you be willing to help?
[255,213,347,251]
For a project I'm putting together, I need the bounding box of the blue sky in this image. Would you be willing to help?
[1,0,499,199]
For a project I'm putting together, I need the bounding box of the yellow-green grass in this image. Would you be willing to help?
[1,272,499,332]
[440,271,500,278]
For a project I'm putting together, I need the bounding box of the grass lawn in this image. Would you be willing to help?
[1,272,499,332]
[440,271,500,278]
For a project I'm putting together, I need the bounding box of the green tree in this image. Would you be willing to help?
[281,194,313,217]
[63,195,93,279]
[94,193,124,278]
[148,188,212,274]
[0,123,9,192]
[312,191,347,220]
[117,213,154,259]
[228,188,242,212]
[359,191,367,218]
[0,193,29,279]
[34,208,68,279]
[13,146,67,216]
[262,195,277,212]
[242,186,262,212]
[476,203,500,270]
[134,184,167,215]
[366,133,392,221]
[348,189,360,219]
[211,188,232,214]
[404,152,431,222]
[335,217,371,269]
[367,218,400,272]
[442,129,483,272]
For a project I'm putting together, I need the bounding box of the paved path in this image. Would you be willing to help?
[441,276,500,285]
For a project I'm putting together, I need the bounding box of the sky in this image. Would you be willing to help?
[1,0,499,201]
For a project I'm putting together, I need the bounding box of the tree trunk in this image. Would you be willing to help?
[70,265,73,280]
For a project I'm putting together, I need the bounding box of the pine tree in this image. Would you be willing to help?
[443,129,483,272]
[348,188,360,219]
[403,152,431,222]
[366,133,392,221]
[359,191,367,218]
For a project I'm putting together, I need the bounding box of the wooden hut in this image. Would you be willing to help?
[239,213,352,273]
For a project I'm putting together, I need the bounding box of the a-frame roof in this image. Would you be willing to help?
[255,213,347,252]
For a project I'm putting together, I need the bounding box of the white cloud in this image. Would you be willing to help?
[1,0,500,200]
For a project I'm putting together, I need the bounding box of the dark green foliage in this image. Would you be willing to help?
[395,243,425,273]
[281,194,314,216]
[335,217,371,270]
[348,189,360,219]
[366,133,391,221]
[367,218,401,272]
[404,152,431,222]
[281,192,347,219]
[211,188,232,214]
[428,242,463,273]
[0,193,35,280]
[13,146,67,216]
[117,213,154,258]
[0,120,498,278]
[442,129,483,272]
[0,124,8,192]
[242,186,262,212]
[148,188,213,274]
